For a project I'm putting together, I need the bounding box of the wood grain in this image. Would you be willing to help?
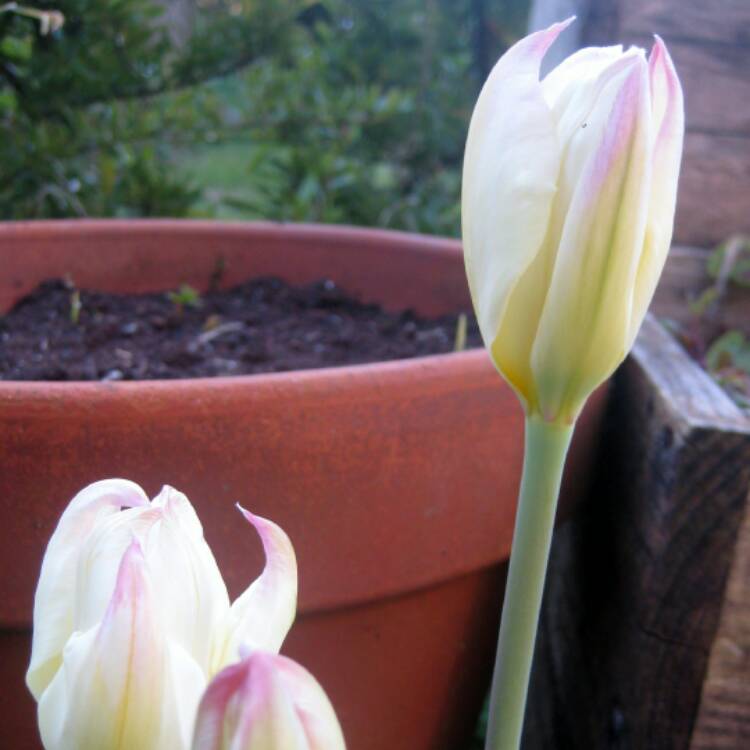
[583,0,750,47]
[691,488,750,748]
[617,0,750,47]
[525,315,750,748]
[676,132,750,248]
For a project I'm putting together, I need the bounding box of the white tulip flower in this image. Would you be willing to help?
[462,18,684,423]
[27,479,297,750]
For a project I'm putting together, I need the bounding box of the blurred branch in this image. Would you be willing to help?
[0,3,64,34]
[49,3,309,112]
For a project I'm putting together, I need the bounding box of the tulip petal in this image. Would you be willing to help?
[489,47,648,408]
[233,657,307,750]
[72,504,161,632]
[269,655,346,750]
[192,653,345,750]
[542,46,645,155]
[532,53,652,421]
[191,661,247,750]
[70,486,230,675]
[541,45,625,109]
[220,507,297,667]
[163,642,211,750]
[626,36,684,348]
[27,479,149,700]
[199,655,307,750]
[38,542,205,750]
[148,486,231,673]
[462,20,569,359]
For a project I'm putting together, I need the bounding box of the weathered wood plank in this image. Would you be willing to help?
[583,0,750,48]
[672,41,750,137]
[525,314,750,749]
[691,488,750,748]
[618,0,750,47]
[676,132,750,247]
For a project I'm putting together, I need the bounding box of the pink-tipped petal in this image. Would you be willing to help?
[648,36,681,141]
[541,45,643,149]
[38,541,205,749]
[147,486,230,673]
[192,653,345,750]
[221,507,298,665]
[627,35,684,347]
[532,53,653,421]
[27,479,149,699]
[271,655,346,750]
[69,485,230,675]
[462,21,569,355]
[71,504,161,634]
[541,44,625,109]
[191,661,248,750]
[232,654,310,750]
[492,46,648,407]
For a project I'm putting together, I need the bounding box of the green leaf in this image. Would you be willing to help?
[706,331,750,374]
[0,34,32,62]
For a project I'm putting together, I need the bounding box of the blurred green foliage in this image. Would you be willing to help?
[1,0,528,232]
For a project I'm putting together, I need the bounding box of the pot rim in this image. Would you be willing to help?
[0,218,486,390]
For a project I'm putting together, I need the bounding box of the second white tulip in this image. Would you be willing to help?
[27,479,298,750]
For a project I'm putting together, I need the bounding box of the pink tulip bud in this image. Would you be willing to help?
[192,651,345,750]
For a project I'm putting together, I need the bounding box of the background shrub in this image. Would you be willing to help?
[1,0,527,234]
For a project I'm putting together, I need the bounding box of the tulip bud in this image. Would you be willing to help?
[462,19,684,423]
[192,651,345,750]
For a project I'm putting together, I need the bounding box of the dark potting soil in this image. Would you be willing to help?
[0,277,483,381]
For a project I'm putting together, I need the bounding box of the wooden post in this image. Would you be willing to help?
[692,496,750,748]
[525,311,750,748]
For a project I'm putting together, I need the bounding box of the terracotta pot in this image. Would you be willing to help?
[0,220,607,750]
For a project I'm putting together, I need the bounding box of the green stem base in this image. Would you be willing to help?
[484,415,575,750]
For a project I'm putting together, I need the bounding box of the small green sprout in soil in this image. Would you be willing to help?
[454,312,468,352]
[69,289,82,325]
[167,284,203,316]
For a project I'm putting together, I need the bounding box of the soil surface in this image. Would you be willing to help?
[0,277,482,381]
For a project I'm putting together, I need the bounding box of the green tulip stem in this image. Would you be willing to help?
[484,414,575,750]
